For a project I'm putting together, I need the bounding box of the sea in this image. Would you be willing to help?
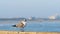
[0,20,60,32]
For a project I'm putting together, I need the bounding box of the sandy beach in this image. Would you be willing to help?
[0,31,60,34]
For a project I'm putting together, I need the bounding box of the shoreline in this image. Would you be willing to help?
[0,31,60,34]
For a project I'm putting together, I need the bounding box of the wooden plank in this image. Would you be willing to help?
[0,31,60,34]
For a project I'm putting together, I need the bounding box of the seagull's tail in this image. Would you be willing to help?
[12,25,16,27]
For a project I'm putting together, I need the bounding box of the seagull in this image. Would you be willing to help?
[12,19,27,28]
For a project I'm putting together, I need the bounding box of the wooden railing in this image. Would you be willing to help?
[0,31,60,34]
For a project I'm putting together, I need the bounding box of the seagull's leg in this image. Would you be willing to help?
[20,27,24,32]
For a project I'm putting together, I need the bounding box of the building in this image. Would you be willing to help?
[49,16,56,19]
[49,14,60,19]
[56,15,60,19]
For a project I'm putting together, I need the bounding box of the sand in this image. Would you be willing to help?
[0,31,60,34]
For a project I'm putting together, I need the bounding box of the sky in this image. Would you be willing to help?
[0,0,60,18]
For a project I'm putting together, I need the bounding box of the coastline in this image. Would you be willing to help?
[0,31,60,34]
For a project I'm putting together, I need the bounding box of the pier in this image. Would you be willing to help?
[0,31,60,34]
